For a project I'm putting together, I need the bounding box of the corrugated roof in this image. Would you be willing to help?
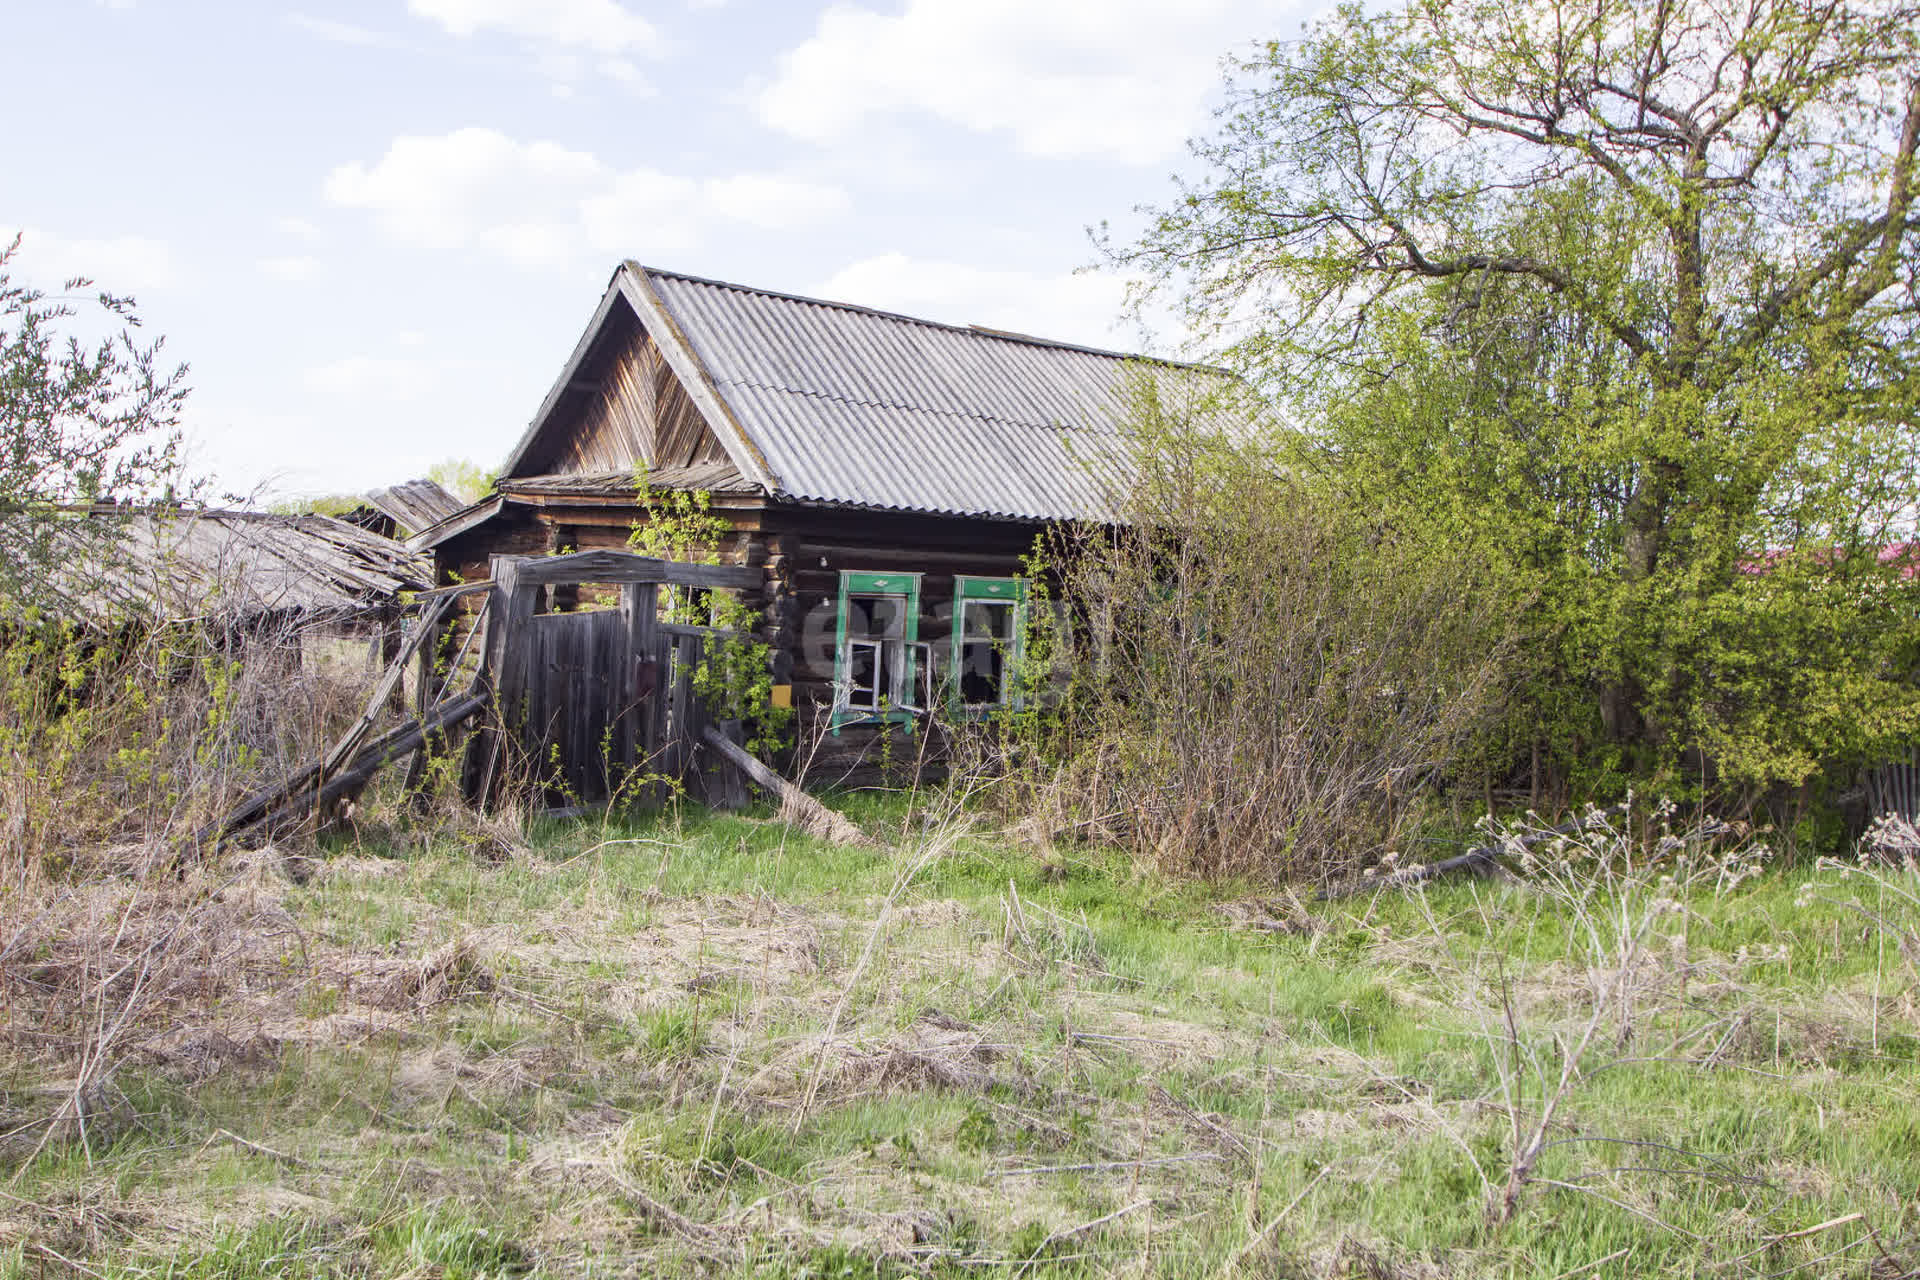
[639,266,1244,521]
[7,507,429,626]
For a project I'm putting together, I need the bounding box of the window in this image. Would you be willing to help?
[951,576,1027,713]
[833,572,922,726]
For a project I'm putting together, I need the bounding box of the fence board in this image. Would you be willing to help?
[466,551,755,811]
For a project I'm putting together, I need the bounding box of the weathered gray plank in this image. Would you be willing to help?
[507,548,759,590]
[324,592,457,775]
[699,726,872,847]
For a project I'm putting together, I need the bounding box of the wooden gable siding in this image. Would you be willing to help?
[533,306,730,476]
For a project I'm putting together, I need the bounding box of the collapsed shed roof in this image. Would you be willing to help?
[8,506,430,627]
[362,478,467,536]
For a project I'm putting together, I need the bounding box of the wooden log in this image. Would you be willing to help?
[793,541,1032,572]
[324,593,457,777]
[200,694,486,846]
[198,756,330,846]
[700,724,873,847]
[507,549,760,590]
[259,692,490,835]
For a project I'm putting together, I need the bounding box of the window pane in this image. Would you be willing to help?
[958,640,1006,705]
[846,640,883,709]
[848,594,905,641]
[963,601,1013,641]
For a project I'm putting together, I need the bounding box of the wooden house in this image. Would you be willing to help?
[415,262,1242,774]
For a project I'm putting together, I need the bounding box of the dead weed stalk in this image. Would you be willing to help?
[1406,799,1773,1226]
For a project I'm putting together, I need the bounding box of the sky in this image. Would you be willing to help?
[5,0,1316,501]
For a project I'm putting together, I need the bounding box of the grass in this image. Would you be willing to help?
[2,797,1917,1277]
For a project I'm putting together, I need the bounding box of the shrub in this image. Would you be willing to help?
[0,609,379,881]
[992,379,1512,883]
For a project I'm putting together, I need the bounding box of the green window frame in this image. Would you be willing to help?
[950,575,1028,715]
[832,571,923,729]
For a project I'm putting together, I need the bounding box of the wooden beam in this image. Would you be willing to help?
[323,593,457,776]
[503,548,760,590]
[659,621,740,640]
[259,693,490,835]
[408,580,498,603]
[700,725,873,847]
[794,541,1034,571]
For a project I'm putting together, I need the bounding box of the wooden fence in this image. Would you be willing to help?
[459,549,762,810]
[1866,749,1920,823]
[200,549,767,845]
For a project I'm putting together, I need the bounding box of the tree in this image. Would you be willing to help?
[426,457,497,504]
[0,233,191,608]
[1120,0,1920,798]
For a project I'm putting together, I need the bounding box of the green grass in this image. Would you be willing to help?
[5,798,1917,1277]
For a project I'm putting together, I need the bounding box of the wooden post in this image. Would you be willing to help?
[488,557,541,718]
[381,608,405,714]
[620,581,660,804]
[463,556,538,809]
[402,603,444,800]
[667,632,697,786]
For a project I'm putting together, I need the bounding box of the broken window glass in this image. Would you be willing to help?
[958,600,1015,706]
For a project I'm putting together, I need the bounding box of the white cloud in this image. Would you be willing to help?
[596,57,647,86]
[579,170,703,251]
[408,0,661,55]
[815,253,1140,351]
[6,228,180,292]
[325,128,605,264]
[258,255,323,283]
[759,0,1286,163]
[327,128,851,266]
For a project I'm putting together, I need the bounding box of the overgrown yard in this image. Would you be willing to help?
[2,801,1917,1277]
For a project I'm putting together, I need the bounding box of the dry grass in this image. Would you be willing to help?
[0,804,1916,1278]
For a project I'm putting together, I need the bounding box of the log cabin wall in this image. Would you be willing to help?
[761,505,1045,783]
[433,495,1047,784]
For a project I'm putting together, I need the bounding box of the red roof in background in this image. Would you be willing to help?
[1740,541,1920,579]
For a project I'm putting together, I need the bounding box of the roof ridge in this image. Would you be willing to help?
[629,260,1230,374]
